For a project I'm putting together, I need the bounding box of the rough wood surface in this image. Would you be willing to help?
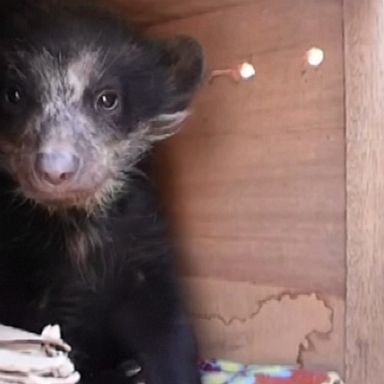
[147,0,345,373]
[182,277,344,370]
[345,0,384,383]
[108,0,254,26]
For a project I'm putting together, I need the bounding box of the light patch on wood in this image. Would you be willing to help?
[302,295,344,373]
[194,293,332,364]
[182,278,342,373]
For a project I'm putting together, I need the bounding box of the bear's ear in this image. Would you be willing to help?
[147,35,204,142]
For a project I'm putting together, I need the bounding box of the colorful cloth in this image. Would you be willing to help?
[199,360,344,384]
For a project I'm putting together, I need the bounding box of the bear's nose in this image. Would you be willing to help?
[35,152,80,186]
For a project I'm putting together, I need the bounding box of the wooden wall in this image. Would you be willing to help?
[345,0,384,383]
[111,0,253,26]
[145,0,345,374]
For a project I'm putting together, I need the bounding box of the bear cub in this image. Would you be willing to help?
[0,1,203,384]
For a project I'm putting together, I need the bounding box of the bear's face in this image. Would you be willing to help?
[0,1,203,210]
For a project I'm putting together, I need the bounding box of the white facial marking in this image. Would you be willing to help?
[66,50,99,103]
[30,49,100,118]
[147,110,189,142]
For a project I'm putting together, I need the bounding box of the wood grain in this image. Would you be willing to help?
[108,0,254,26]
[182,277,344,371]
[144,0,345,373]
[345,0,384,382]
[149,0,345,297]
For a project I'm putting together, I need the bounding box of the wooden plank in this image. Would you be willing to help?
[108,0,254,26]
[147,0,345,372]
[345,1,384,383]
[149,0,345,298]
[182,277,344,371]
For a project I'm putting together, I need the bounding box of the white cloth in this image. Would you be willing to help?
[0,324,80,384]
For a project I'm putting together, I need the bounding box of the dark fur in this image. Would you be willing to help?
[0,1,203,383]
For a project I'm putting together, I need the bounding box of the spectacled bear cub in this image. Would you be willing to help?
[0,1,204,383]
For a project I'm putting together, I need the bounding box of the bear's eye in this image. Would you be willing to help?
[4,87,23,106]
[96,90,120,112]
[0,84,27,115]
